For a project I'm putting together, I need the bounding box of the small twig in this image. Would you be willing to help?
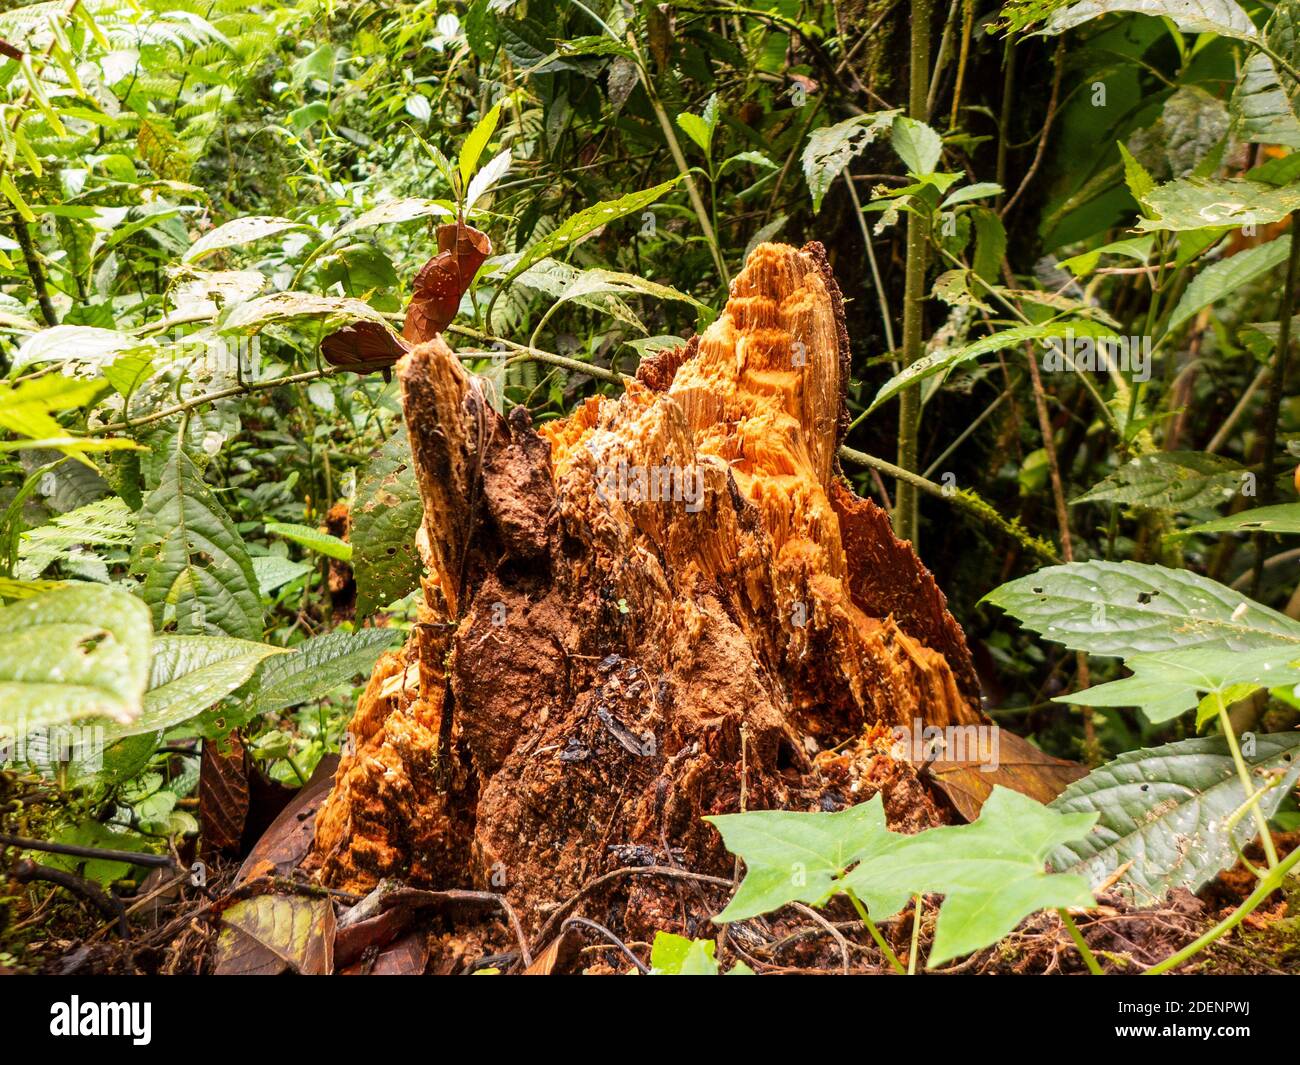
[11,221,58,327]
[14,858,128,938]
[561,915,651,973]
[1000,39,1065,219]
[0,831,176,869]
[791,901,851,974]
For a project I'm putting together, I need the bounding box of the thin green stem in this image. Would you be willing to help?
[1058,908,1103,975]
[1143,842,1300,975]
[1216,694,1279,869]
[844,887,906,974]
[907,894,923,975]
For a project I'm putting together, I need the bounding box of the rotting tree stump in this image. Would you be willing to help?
[306,241,1056,945]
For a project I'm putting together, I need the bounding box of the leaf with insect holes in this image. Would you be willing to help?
[1048,733,1300,899]
[0,583,152,735]
[1135,177,1300,233]
[843,787,1096,967]
[983,560,1300,657]
[352,429,423,618]
[801,110,899,212]
[131,433,263,641]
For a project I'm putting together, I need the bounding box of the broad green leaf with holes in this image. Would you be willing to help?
[983,561,1300,657]
[243,628,402,716]
[264,521,351,561]
[1048,734,1300,900]
[0,584,152,735]
[1135,178,1300,233]
[131,435,263,641]
[353,429,423,618]
[800,111,894,213]
[844,788,1096,967]
[1071,452,1246,512]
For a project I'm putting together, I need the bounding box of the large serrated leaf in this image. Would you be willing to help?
[0,584,152,735]
[1048,733,1300,899]
[131,436,263,640]
[99,634,285,740]
[244,628,402,716]
[801,110,899,212]
[353,429,423,618]
[1071,451,1246,511]
[1166,236,1291,332]
[1136,177,1300,232]
[1231,53,1300,148]
[983,560,1300,656]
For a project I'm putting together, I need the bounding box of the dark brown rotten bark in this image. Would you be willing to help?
[307,241,1049,942]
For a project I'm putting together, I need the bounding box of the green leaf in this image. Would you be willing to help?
[1166,235,1292,332]
[353,429,423,618]
[650,932,718,974]
[459,102,502,189]
[1135,177,1300,232]
[890,115,943,176]
[251,555,313,596]
[1048,733,1300,900]
[10,325,133,373]
[1117,142,1155,206]
[1059,235,1154,277]
[18,496,137,579]
[264,521,351,561]
[131,435,263,641]
[801,111,898,213]
[1055,644,1300,723]
[217,292,396,337]
[940,182,1004,208]
[675,94,719,156]
[844,788,1096,967]
[497,179,680,293]
[1042,0,1258,40]
[102,634,284,740]
[244,628,402,716]
[1232,52,1300,148]
[1171,501,1300,538]
[183,216,314,264]
[867,320,1116,413]
[707,795,899,922]
[0,583,152,735]
[1071,451,1247,512]
[985,560,1300,657]
[332,199,453,241]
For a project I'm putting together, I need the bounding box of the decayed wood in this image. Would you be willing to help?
[308,241,1023,938]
